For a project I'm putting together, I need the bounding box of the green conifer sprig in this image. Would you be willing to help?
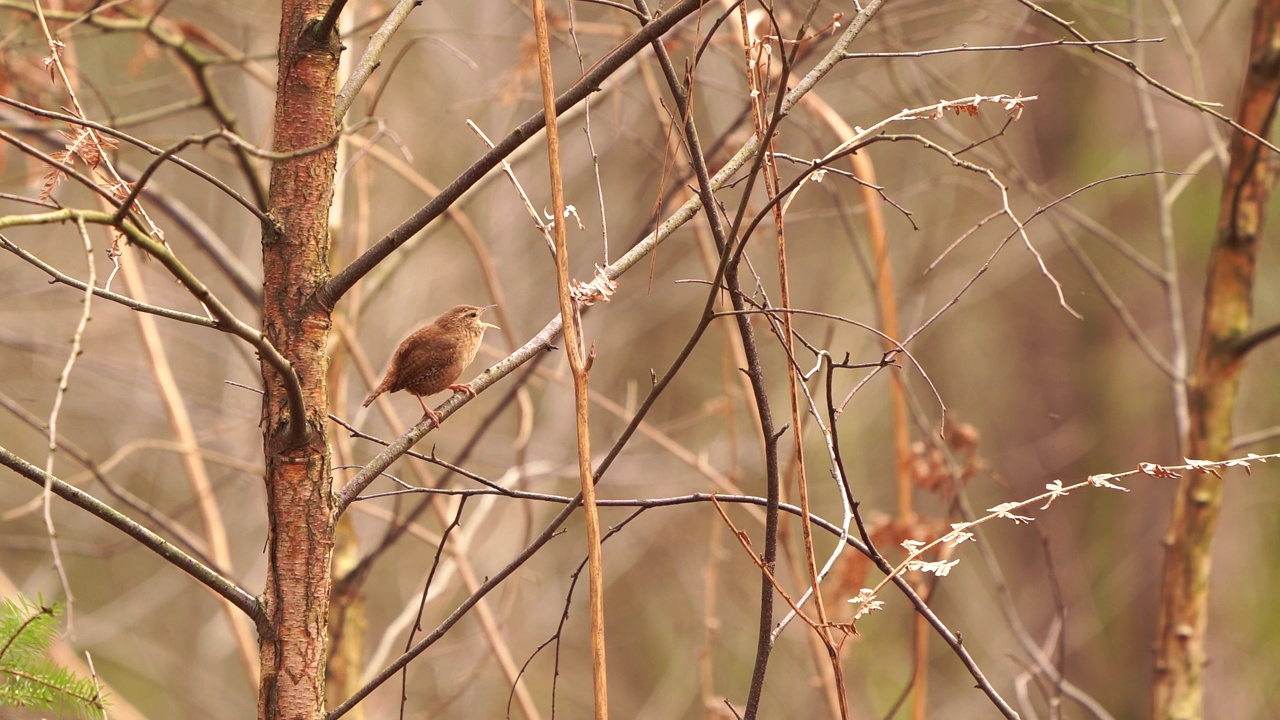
[0,595,108,718]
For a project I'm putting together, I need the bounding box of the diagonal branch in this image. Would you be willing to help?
[0,209,308,441]
[0,234,220,328]
[0,95,271,224]
[1228,319,1280,357]
[1015,0,1280,156]
[333,0,420,120]
[0,444,262,622]
[316,0,704,311]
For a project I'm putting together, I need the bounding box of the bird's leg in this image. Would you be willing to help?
[447,382,477,398]
[416,395,442,428]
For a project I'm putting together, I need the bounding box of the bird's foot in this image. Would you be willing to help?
[416,397,443,429]
[448,382,477,398]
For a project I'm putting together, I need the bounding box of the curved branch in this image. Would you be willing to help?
[113,161,264,306]
[110,125,348,227]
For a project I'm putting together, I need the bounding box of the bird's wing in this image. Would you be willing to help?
[389,330,461,390]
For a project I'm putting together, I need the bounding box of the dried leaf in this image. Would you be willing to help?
[1087,474,1129,492]
[1139,462,1181,479]
[569,265,619,306]
[986,502,1034,524]
[1041,479,1068,508]
[1184,458,1223,479]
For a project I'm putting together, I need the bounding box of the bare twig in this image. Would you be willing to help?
[334,0,421,120]
[842,37,1163,58]
[40,216,95,632]
[1014,0,1280,156]
[1129,0,1190,449]
[466,120,557,258]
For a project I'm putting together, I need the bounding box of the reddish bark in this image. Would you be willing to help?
[257,3,341,719]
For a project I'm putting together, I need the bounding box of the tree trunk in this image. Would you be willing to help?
[1152,1,1280,717]
[257,3,342,718]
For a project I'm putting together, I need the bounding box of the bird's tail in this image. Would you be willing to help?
[362,380,389,408]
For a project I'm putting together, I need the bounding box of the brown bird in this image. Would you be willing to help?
[362,304,499,428]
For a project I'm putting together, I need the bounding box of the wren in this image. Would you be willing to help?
[363,304,499,427]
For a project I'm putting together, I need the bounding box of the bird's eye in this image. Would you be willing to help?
[467,312,477,318]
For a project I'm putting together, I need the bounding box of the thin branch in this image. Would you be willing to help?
[1014,0,1280,156]
[334,0,420,121]
[40,216,96,631]
[0,191,58,209]
[1060,229,1177,377]
[565,0,612,264]
[398,495,466,720]
[577,0,644,20]
[465,120,557,258]
[842,37,1163,58]
[1154,0,1229,169]
[1129,0,1190,450]
[1233,425,1280,450]
[1229,319,1280,357]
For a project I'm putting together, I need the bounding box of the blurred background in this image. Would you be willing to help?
[1,0,1277,718]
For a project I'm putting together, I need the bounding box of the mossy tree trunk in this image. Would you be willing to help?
[1152,1,1280,717]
